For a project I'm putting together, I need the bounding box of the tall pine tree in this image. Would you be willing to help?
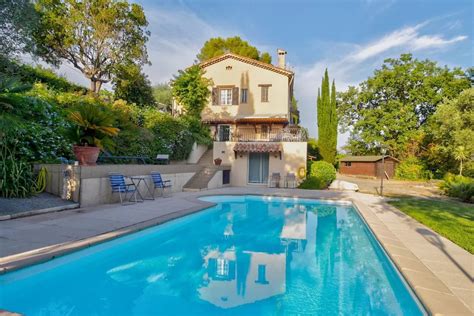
[317,69,337,164]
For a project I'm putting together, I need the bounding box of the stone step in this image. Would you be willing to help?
[182,165,220,190]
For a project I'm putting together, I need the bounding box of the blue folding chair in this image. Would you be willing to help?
[151,172,172,197]
[108,173,138,204]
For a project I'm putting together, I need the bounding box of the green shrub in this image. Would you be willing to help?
[1,82,72,162]
[0,140,35,198]
[298,177,324,190]
[395,157,432,180]
[440,174,474,203]
[310,161,336,188]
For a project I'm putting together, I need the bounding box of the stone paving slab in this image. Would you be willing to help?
[0,187,472,315]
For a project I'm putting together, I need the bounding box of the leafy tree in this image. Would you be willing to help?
[425,88,474,176]
[290,96,300,124]
[307,138,322,160]
[197,36,272,64]
[171,65,212,118]
[113,63,156,107]
[317,69,337,164]
[337,54,470,158]
[153,83,173,112]
[0,0,39,58]
[34,0,149,93]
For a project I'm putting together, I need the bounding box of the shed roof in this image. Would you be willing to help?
[339,155,399,162]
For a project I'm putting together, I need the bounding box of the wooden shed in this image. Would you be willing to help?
[339,155,399,178]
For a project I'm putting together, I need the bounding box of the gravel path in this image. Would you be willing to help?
[336,174,443,197]
[0,193,77,217]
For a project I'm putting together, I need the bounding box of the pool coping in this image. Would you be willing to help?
[0,191,471,315]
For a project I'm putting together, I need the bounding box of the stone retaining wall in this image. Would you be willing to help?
[35,164,202,207]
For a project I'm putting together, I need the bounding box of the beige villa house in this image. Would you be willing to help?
[175,50,307,187]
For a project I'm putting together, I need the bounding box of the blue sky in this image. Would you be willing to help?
[53,0,473,144]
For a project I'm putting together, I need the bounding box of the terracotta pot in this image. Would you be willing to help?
[73,145,100,166]
[214,158,222,166]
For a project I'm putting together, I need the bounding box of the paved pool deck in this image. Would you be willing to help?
[0,187,472,315]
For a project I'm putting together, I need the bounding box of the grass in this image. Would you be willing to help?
[388,197,474,253]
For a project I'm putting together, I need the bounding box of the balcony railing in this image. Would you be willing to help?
[215,126,307,142]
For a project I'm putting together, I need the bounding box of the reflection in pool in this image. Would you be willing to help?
[0,195,425,315]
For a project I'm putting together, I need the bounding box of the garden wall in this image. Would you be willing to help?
[35,164,202,207]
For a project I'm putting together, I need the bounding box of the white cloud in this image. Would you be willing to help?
[294,21,467,146]
[411,35,467,50]
[143,8,227,84]
[349,22,466,62]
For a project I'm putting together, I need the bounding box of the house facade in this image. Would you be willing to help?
[176,50,307,187]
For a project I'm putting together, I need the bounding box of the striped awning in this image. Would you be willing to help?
[233,142,282,153]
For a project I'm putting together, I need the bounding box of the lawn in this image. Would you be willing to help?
[388,197,474,253]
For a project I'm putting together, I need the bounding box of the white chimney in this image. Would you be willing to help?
[277,49,287,69]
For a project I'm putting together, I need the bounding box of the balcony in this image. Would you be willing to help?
[214,126,307,142]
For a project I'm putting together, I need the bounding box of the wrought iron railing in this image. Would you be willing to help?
[214,126,307,142]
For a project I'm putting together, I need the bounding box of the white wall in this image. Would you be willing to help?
[213,142,307,187]
[186,143,209,164]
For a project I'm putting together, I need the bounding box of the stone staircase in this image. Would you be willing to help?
[197,148,214,165]
[182,165,220,192]
[182,149,219,191]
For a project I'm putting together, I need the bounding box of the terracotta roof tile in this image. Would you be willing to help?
[200,53,294,78]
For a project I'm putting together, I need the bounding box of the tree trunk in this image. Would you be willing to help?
[460,160,463,176]
[90,79,97,94]
[89,79,103,94]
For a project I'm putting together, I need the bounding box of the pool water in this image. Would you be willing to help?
[0,195,425,315]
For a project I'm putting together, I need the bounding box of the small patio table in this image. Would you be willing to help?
[130,176,155,201]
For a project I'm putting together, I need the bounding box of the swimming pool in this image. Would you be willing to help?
[0,195,425,315]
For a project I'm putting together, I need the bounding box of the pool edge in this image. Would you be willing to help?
[1,191,470,315]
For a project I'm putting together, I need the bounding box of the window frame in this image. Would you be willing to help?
[218,124,231,141]
[219,88,233,105]
[241,88,248,104]
[259,84,271,103]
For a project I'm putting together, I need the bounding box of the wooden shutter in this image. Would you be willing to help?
[232,87,239,105]
[212,87,219,105]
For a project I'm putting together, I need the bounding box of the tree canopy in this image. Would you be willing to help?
[171,65,212,118]
[0,0,39,58]
[153,83,173,112]
[34,0,150,93]
[424,88,474,176]
[337,54,470,158]
[113,63,156,107]
[197,36,272,64]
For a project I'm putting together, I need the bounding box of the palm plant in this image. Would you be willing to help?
[0,75,32,134]
[68,102,120,149]
[454,146,468,176]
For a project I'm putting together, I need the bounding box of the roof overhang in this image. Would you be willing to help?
[233,142,282,159]
[203,117,289,125]
[199,53,294,78]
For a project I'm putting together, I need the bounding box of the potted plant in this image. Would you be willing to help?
[68,103,119,166]
[214,157,222,166]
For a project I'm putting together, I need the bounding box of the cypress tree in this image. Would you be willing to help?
[317,69,337,164]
